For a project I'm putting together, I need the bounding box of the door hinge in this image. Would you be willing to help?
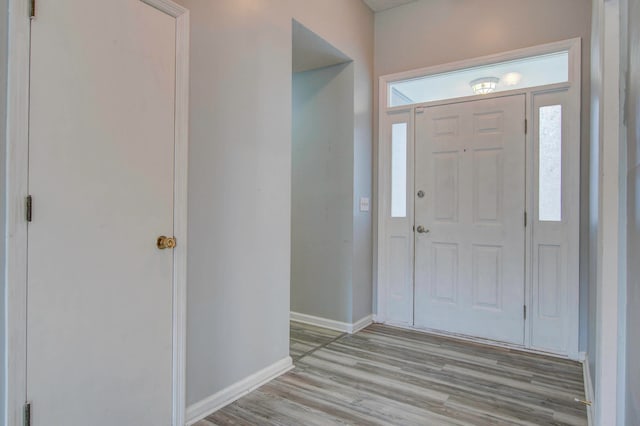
[26,195,32,222]
[524,119,528,134]
[415,107,425,114]
[524,305,527,320]
[24,402,31,426]
[524,211,527,227]
[29,0,35,18]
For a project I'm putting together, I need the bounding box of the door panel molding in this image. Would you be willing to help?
[528,88,580,356]
[377,109,415,326]
[4,1,189,425]
[414,95,526,345]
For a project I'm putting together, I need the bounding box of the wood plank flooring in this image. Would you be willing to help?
[289,321,345,361]
[196,323,587,425]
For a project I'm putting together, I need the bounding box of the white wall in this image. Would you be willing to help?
[591,0,624,422]
[171,0,373,408]
[589,0,638,423]
[622,0,639,422]
[291,63,356,323]
[589,0,603,394]
[372,0,592,350]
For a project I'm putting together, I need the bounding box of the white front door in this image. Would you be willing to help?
[414,95,526,345]
[26,1,180,424]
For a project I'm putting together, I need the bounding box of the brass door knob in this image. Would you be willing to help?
[157,236,177,249]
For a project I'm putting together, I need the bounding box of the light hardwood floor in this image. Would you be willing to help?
[195,322,588,425]
[289,321,345,361]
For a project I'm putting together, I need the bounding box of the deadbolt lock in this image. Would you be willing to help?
[157,236,177,249]
[417,190,425,198]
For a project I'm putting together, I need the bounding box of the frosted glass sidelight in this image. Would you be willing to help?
[539,105,562,221]
[391,123,408,217]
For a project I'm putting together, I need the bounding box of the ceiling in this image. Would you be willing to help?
[363,0,417,12]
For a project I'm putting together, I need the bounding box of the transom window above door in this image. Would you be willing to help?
[388,51,569,107]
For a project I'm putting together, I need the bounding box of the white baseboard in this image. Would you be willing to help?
[185,356,293,425]
[290,312,373,334]
[351,314,374,333]
[582,354,595,426]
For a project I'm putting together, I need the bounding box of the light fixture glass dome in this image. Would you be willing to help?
[470,77,500,95]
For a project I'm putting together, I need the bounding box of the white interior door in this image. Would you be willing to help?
[414,95,526,345]
[26,1,179,424]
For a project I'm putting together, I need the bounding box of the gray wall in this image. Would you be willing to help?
[171,0,373,407]
[588,0,602,389]
[373,0,592,350]
[623,0,640,421]
[1,0,8,421]
[291,63,356,323]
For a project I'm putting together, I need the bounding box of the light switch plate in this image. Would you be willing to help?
[359,197,370,212]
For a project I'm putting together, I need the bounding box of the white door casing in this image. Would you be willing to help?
[376,39,581,358]
[11,0,190,425]
[413,95,526,345]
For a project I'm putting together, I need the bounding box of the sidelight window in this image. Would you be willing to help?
[538,105,563,222]
[391,123,408,217]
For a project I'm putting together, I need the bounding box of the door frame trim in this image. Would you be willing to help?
[3,1,190,425]
[4,1,30,424]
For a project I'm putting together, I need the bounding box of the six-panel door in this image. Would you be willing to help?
[413,95,526,345]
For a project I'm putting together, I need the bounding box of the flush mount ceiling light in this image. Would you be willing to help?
[470,77,500,95]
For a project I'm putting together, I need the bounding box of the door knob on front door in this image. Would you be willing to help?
[416,225,430,234]
[157,236,177,249]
